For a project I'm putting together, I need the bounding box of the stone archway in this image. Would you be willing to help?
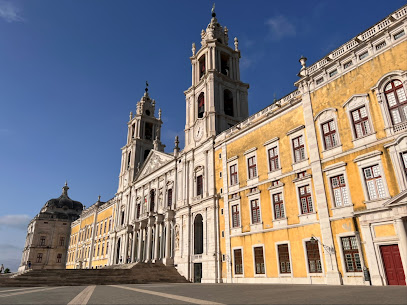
[194,214,203,255]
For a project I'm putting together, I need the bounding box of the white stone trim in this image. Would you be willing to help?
[247,191,263,232]
[275,241,293,278]
[245,148,259,186]
[353,151,391,209]
[323,162,354,217]
[263,137,282,179]
[384,134,407,191]
[343,94,377,147]
[231,246,244,278]
[314,108,343,159]
[252,244,267,277]
[227,157,240,193]
[302,237,325,278]
[229,199,242,236]
[294,176,317,224]
[335,232,364,279]
[288,126,309,171]
[268,184,287,228]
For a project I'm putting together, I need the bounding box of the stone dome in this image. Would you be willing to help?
[41,183,83,214]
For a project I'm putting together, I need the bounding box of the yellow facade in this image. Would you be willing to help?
[66,199,114,269]
[215,6,407,285]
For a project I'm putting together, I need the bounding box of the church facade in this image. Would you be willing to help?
[64,5,407,286]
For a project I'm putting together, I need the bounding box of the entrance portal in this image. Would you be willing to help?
[380,244,406,285]
[194,263,202,283]
[194,214,203,254]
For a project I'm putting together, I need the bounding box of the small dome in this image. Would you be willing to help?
[41,183,83,214]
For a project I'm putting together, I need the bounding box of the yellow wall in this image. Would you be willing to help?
[374,224,396,238]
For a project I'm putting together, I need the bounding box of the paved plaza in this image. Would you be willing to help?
[0,283,406,304]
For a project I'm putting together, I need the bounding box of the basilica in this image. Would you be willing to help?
[21,5,407,286]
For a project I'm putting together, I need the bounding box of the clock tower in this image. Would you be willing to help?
[184,8,249,151]
[117,84,165,193]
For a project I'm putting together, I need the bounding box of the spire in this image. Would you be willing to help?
[211,3,216,17]
[62,181,69,197]
[201,4,229,45]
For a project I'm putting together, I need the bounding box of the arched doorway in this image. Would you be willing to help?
[194,214,203,254]
[116,238,121,264]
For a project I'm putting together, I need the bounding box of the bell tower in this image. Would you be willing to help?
[184,6,249,151]
[118,83,165,192]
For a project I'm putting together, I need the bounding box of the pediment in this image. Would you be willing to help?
[383,190,407,207]
[135,150,174,181]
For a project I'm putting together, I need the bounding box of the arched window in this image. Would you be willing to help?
[194,214,203,254]
[127,151,131,169]
[385,80,407,124]
[224,89,234,116]
[150,189,155,212]
[198,93,205,118]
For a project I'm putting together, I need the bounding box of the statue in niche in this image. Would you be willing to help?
[175,225,180,250]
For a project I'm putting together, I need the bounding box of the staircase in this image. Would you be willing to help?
[0,263,189,287]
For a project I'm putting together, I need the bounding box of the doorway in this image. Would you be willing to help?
[194,263,202,283]
[380,244,406,285]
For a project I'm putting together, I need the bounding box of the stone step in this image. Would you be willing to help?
[0,263,188,287]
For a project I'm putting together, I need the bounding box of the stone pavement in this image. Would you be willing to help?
[0,283,406,304]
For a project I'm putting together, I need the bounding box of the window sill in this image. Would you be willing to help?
[321,145,343,160]
[272,218,288,228]
[278,273,293,277]
[292,159,309,171]
[268,168,282,180]
[343,272,363,277]
[298,212,317,224]
[250,222,263,232]
[352,132,377,147]
[229,183,240,193]
[246,177,259,185]
[254,273,267,278]
[330,204,354,218]
[364,197,390,209]
[230,227,242,236]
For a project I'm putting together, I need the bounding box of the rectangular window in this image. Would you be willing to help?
[268,147,279,171]
[59,237,65,246]
[234,249,243,275]
[322,120,338,149]
[254,247,265,274]
[104,221,107,233]
[376,41,386,50]
[316,77,324,85]
[359,51,368,60]
[306,241,322,273]
[401,152,407,179]
[292,136,305,162]
[56,253,62,263]
[273,193,285,219]
[329,69,338,77]
[136,203,141,219]
[230,164,238,185]
[343,61,352,69]
[247,156,257,179]
[197,175,203,196]
[231,204,240,228]
[40,236,46,246]
[363,165,386,200]
[106,242,109,256]
[36,253,43,263]
[167,189,173,207]
[299,185,313,214]
[394,30,405,40]
[250,199,261,224]
[351,106,371,138]
[330,175,349,207]
[341,236,362,272]
[278,244,291,274]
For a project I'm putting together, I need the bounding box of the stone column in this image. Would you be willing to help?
[131,224,139,263]
[360,223,384,285]
[145,217,154,262]
[395,217,407,283]
[137,228,143,262]
[163,210,174,265]
[154,215,163,262]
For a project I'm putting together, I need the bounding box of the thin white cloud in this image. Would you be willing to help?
[0,0,24,23]
[0,214,31,230]
[265,15,295,40]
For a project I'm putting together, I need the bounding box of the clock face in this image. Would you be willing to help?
[194,121,204,141]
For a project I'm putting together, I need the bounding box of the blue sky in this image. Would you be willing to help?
[0,0,405,271]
